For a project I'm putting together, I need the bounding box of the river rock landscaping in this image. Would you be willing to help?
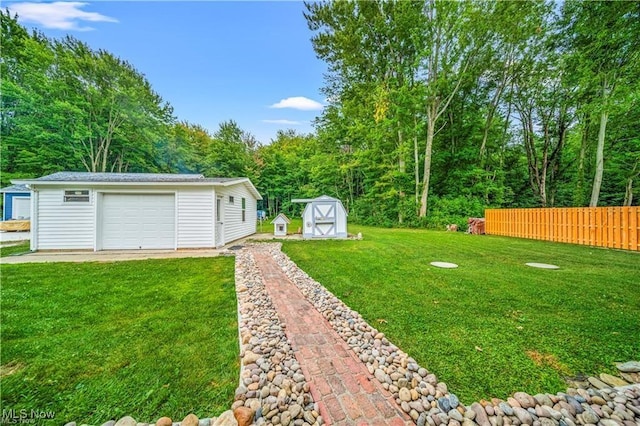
[232,247,321,426]
[63,242,639,426]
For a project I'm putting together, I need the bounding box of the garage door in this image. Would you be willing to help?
[101,194,175,249]
[12,197,30,219]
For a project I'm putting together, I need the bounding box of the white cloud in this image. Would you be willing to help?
[8,2,118,31]
[262,119,304,125]
[270,96,324,111]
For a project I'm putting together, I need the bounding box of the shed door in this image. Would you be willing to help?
[12,197,30,219]
[312,201,337,237]
[101,194,175,250]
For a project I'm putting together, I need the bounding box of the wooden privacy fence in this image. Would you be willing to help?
[485,207,640,251]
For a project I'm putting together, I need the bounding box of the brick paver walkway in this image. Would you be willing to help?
[251,249,412,426]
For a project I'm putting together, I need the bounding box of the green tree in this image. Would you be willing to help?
[206,120,258,178]
[416,0,493,217]
[565,1,640,206]
[0,11,77,182]
[306,1,426,222]
[255,130,320,216]
[157,121,209,174]
[1,11,174,181]
[52,37,173,172]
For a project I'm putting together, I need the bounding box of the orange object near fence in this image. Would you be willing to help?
[484,207,640,251]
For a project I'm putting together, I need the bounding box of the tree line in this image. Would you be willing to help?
[299,0,639,227]
[1,2,639,229]
[1,11,256,185]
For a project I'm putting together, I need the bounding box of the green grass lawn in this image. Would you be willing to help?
[282,225,640,403]
[0,257,238,424]
[0,241,31,257]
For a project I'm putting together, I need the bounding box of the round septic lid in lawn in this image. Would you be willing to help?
[430,261,459,269]
[526,262,560,270]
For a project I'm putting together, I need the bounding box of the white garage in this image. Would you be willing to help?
[14,172,261,251]
[101,194,175,249]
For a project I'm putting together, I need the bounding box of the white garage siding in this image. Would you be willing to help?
[35,189,94,250]
[177,189,215,248]
[217,183,257,244]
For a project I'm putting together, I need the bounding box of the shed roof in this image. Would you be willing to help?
[0,184,30,193]
[13,172,262,199]
[291,195,341,203]
[271,213,291,224]
[296,195,348,217]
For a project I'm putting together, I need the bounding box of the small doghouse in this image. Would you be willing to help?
[271,213,290,237]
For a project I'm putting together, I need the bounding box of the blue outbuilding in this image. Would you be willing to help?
[1,184,31,221]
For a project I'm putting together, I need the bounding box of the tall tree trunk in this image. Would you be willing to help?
[623,161,639,206]
[345,163,354,209]
[520,108,541,202]
[398,128,405,224]
[624,177,634,206]
[419,107,436,217]
[414,116,420,208]
[479,69,508,166]
[398,129,406,174]
[589,109,608,207]
[548,110,568,208]
[540,125,548,208]
[574,118,589,206]
[499,99,512,169]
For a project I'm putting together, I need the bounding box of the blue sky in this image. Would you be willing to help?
[6,1,328,144]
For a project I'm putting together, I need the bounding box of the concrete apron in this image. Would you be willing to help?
[0,231,30,243]
[0,232,305,265]
[0,248,224,264]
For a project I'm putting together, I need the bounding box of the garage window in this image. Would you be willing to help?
[229,196,234,204]
[64,190,90,203]
[242,197,246,222]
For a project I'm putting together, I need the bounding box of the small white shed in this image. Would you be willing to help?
[292,195,348,239]
[271,213,290,236]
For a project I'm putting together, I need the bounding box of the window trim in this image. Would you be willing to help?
[241,197,246,222]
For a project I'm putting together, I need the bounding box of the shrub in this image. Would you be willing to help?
[425,195,486,230]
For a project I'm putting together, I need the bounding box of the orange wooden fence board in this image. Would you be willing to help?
[484,207,640,251]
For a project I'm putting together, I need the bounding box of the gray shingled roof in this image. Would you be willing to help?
[0,184,30,193]
[33,172,241,183]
